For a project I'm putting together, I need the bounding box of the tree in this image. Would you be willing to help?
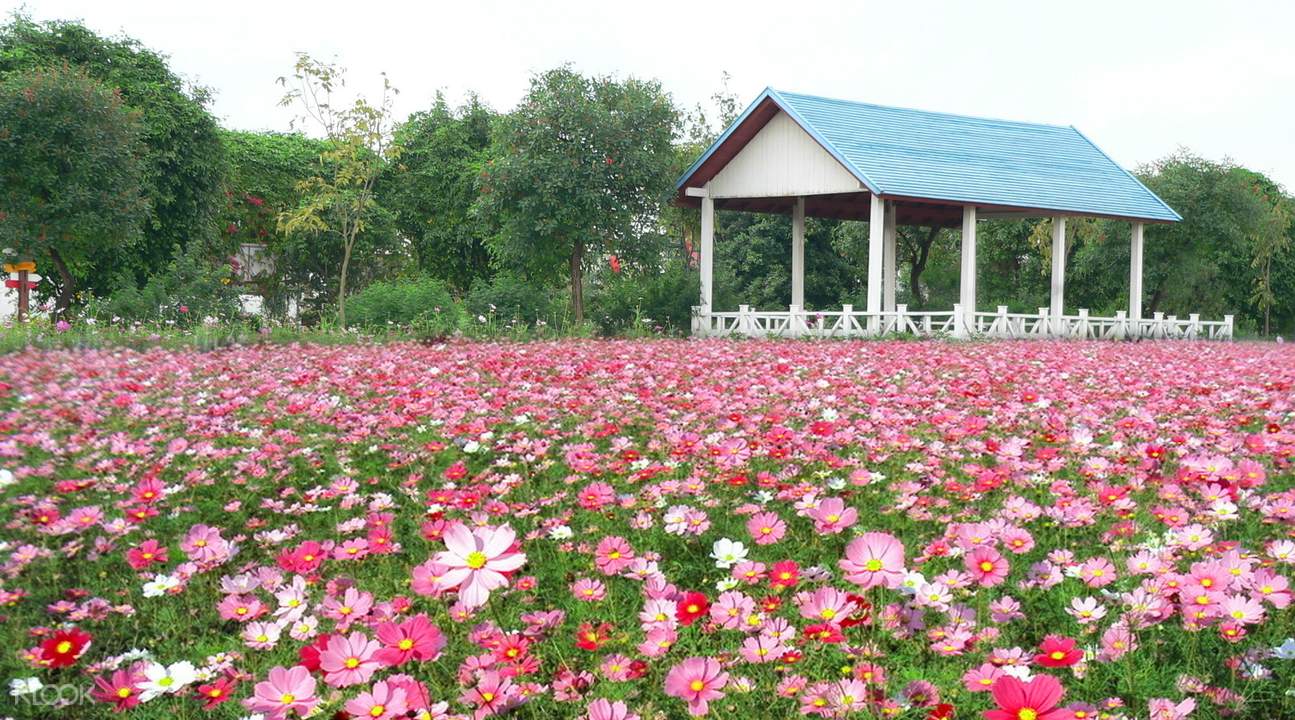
[1249,186,1292,335]
[478,66,678,323]
[0,15,226,289]
[0,65,149,313]
[277,54,400,327]
[380,93,497,292]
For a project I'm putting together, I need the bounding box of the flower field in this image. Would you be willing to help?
[2,339,1295,720]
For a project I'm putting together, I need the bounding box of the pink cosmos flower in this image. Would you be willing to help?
[664,656,729,716]
[808,497,858,535]
[571,577,607,602]
[594,536,635,575]
[962,662,1005,692]
[373,614,446,666]
[746,511,786,545]
[587,697,640,720]
[344,680,408,720]
[965,546,1009,587]
[434,523,527,608]
[839,532,906,589]
[319,631,383,687]
[243,665,317,719]
[1078,557,1117,588]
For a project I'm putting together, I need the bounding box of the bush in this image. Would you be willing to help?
[346,277,462,337]
[590,263,699,336]
[464,275,563,326]
[88,244,242,325]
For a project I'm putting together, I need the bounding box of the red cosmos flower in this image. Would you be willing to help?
[839,594,873,628]
[1033,635,1083,667]
[927,703,956,720]
[126,539,168,570]
[298,633,332,672]
[676,591,710,626]
[197,675,238,709]
[804,623,845,643]
[40,627,92,668]
[443,461,469,481]
[608,255,621,274]
[769,560,799,590]
[575,622,613,651]
[984,674,1067,720]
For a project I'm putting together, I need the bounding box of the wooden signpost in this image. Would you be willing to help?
[4,261,38,322]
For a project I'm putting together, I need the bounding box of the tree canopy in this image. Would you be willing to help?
[0,65,149,311]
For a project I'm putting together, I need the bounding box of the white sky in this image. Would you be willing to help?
[4,0,1295,190]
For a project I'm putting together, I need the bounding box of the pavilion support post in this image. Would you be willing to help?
[882,200,897,313]
[791,197,805,309]
[1129,221,1144,339]
[959,205,977,336]
[1050,216,1066,337]
[866,194,885,333]
[699,193,714,317]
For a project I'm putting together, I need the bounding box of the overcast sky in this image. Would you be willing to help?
[5,0,1294,189]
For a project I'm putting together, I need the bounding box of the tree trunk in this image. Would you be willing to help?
[338,235,354,328]
[906,226,938,309]
[570,240,584,325]
[48,247,76,318]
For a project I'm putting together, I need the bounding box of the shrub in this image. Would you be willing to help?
[590,263,699,336]
[88,244,242,325]
[464,275,563,326]
[346,277,462,337]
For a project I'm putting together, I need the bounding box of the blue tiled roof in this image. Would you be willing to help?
[679,88,1180,222]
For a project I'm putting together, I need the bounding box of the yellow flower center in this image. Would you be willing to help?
[281,693,295,703]
[399,639,414,650]
[56,641,72,654]
[346,657,360,668]
[1019,710,1038,720]
[690,680,705,692]
[466,551,488,569]
[117,688,132,698]
[482,692,495,702]
[370,706,385,717]
[980,561,994,572]
[865,559,883,572]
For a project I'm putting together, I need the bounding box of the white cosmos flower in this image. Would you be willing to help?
[142,575,180,597]
[138,661,197,701]
[1274,638,1295,660]
[0,469,14,488]
[463,441,481,454]
[548,525,574,540]
[710,538,748,569]
[715,577,740,591]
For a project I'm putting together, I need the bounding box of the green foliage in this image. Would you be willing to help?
[464,274,563,326]
[477,65,679,322]
[381,93,497,292]
[0,15,227,288]
[0,64,149,312]
[346,277,462,337]
[589,261,699,335]
[87,243,241,324]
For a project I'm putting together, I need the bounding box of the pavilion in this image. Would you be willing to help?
[675,88,1233,340]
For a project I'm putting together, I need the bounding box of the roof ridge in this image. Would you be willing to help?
[772,88,1075,132]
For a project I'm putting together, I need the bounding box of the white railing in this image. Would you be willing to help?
[692,304,1234,340]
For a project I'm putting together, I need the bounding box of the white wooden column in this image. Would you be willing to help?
[699,193,715,313]
[1129,221,1144,338]
[791,197,805,308]
[959,205,977,335]
[1049,216,1066,336]
[866,193,885,332]
[882,200,897,312]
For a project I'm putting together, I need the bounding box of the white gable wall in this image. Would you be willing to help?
[707,111,865,199]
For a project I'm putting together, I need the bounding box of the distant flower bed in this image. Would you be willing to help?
[2,339,1294,719]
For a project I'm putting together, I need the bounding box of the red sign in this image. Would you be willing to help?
[4,279,37,290]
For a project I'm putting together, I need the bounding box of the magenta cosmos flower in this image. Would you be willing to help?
[243,665,317,719]
[839,532,906,589]
[664,656,729,716]
[433,523,527,608]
